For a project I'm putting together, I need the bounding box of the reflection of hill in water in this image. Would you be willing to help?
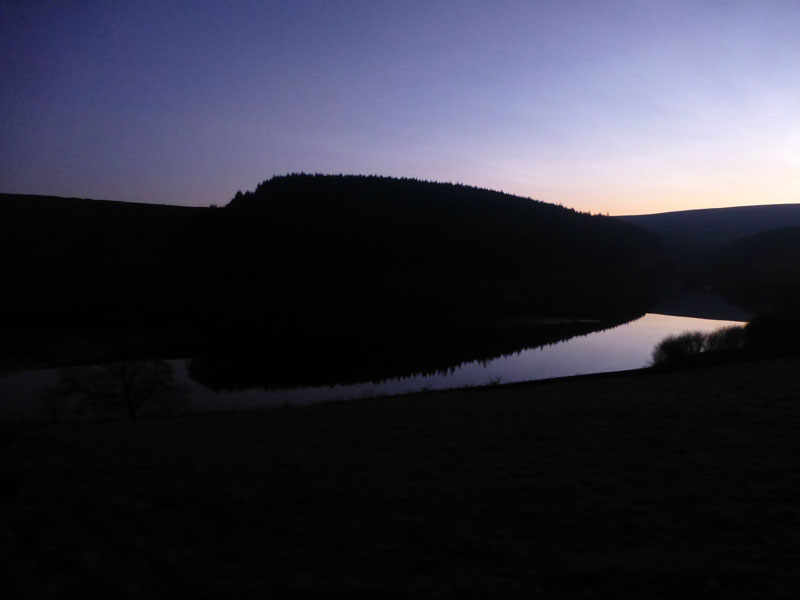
[187,316,639,391]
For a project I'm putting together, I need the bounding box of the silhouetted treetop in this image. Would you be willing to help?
[224,173,655,278]
[229,173,579,219]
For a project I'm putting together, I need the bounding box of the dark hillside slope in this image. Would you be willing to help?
[0,194,214,329]
[618,204,800,306]
[1,178,657,372]
[618,203,800,246]
[698,226,800,313]
[227,174,658,318]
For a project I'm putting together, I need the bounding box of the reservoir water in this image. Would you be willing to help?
[0,313,746,420]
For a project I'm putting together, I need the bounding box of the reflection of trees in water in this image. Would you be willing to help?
[43,360,187,420]
[187,316,639,392]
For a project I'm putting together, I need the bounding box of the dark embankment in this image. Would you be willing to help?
[0,177,657,380]
[3,355,800,597]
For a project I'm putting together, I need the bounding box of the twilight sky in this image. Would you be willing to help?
[2,1,799,214]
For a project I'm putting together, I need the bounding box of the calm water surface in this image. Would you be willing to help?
[0,313,745,419]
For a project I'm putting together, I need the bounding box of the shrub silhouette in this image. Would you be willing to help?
[704,325,746,352]
[651,331,707,367]
[651,325,747,367]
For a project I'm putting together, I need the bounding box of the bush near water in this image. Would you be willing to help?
[652,325,746,367]
[651,308,800,368]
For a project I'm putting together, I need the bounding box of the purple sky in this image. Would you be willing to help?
[2,1,799,214]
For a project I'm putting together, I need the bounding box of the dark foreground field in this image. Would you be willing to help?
[3,357,800,598]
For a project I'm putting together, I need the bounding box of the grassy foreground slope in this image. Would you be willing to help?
[3,356,800,598]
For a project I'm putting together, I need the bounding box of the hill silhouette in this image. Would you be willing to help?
[618,203,800,247]
[225,174,657,318]
[0,176,657,376]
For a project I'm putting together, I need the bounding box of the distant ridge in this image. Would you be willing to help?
[618,203,800,245]
[618,202,800,313]
[702,225,800,313]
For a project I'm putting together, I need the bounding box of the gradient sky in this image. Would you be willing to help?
[2,1,799,214]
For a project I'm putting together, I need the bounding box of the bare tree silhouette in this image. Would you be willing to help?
[52,360,185,419]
